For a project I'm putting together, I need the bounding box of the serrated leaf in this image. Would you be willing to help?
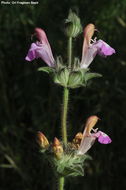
[38,67,54,74]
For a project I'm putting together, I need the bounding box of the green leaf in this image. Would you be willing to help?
[84,72,102,82]
[38,67,54,74]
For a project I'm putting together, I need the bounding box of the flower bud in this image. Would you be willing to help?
[52,138,63,159]
[72,132,83,149]
[64,9,82,38]
[37,132,49,149]
[73,132,83,143]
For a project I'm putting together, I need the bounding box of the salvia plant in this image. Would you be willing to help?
[25,10,115,190]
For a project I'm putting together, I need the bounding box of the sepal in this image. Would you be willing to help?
[68,71,83,88]
[55,56,65,70]
[73,57,80,70]
[54,68,69,87]
[38,65,102,89]
[53,154,90,177]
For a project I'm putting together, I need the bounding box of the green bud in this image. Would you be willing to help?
[64,9,82,38]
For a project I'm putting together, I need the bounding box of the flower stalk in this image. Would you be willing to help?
[58,177,64,190]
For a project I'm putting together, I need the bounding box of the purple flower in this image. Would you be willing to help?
[93,130,112,144]
[25,28,55,67]
[77,116,112,155]
[80,24,115,68]
[95,40,116,57]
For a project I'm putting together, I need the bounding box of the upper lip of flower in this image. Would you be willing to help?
[83,115,99,136]
[25,27,55,67]
[80,23,116,69]
[77,116,112,155]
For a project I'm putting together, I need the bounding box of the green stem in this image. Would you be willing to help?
[68,37,72,68]
[59,37,72,190]
[61,87,69,146]
[58,177,64,190]
[61,36,72,145]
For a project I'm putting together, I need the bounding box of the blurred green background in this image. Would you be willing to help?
[0,0,126,189]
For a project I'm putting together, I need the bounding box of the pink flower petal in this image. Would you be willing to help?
[92,131,101,138]
[95,40,115,57]
[35,28,55,65]
[97,131,112,144]
[80,24,115,68]
[25,42,55,67]
[80,45,98,68]
[77,135,96,155]
[25,43,38,61]
[25,28,55,67]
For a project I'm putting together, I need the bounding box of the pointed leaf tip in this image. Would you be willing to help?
[38,67,54,74]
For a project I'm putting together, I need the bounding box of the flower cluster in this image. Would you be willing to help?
[37,115,111,157]
[25,24,115,69]
[25,23,115,89]
[37,116,112,177]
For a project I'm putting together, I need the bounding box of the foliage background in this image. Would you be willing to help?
[0,0,126,189]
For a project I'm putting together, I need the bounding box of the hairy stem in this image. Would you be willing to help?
[58,177,64,190]
[59,37,72,190]
[61,36,72,145]
[68,37,72,68]
[61,87,69,146]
